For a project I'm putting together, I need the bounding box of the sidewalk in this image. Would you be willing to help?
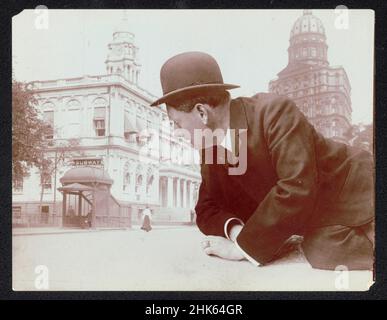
[12,225,192,236]
[13,227,373,291]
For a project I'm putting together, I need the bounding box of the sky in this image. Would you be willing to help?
[12,9,374,124]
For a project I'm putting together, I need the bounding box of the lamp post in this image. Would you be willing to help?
[52,125,66,227]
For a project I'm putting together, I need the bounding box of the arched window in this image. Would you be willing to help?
[136,175,143,194]
[124,103,137,142]
[93,98,107,137]
[123,162,131,192]
[43,110,54,139]
[42,102,55,139]
[67,99,81,137]
[41,173,52,190]
[135,165,143,194]
[146,168,154,193]
[13,177,23,192]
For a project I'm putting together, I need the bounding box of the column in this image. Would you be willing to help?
[187,180,191,209]
[192,182,198,206]
[62,192,67,227]
[190,181,196,209]
[167,176,174,207]
[182,179,187,208]
[175,177,181,208]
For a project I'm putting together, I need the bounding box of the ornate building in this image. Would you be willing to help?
[269,10,352,143]
[12,16,201,227]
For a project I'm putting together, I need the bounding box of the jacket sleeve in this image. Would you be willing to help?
[236,97,319,264]
[195,177,239,237]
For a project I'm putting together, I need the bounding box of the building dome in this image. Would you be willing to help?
[287,10,328,66]
[60,167,113,185]
[290,10,325,38]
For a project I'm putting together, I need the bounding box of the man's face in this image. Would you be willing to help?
[166,104,208,149]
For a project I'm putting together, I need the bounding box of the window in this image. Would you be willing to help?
[136,174,143,194]
[13,178,23,192]
[302,48,308,57]
[41,205,49,224]
[94,106,106,136]
[136,117,149,144]
[311,47,317,57]
[124,110,137,142]
[68,108,81,137]
[41,175,52,190]
[12,206,22,219]
[43,110,54,139]
[123,172,130,191]
[94,119,105,136]
[93,98,107,137]
[146,168,154,193]
[123,162,130,192]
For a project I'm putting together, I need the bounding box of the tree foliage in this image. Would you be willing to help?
[12,79,48,182]
[344,123,373,154]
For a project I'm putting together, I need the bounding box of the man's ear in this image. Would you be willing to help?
[195,103,208,125]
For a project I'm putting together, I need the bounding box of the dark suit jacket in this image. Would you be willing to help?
[195,93,374,265]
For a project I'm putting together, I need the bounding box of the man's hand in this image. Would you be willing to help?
[201,236,246,261]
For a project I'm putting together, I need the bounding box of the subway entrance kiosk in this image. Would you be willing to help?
[58,167,129,228]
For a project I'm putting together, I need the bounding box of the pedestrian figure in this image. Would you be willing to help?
[141,206,152,232]
[82,209,92,229]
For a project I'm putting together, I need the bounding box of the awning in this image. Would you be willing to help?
[124,112,137,133]
[60,167,113,185]
[58,182,94,192]
[137,117,152,138]
[136,117,146,132]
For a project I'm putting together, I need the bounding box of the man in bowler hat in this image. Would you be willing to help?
[151,51,374,270]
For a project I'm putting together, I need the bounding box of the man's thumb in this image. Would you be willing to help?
[204,247,214,256]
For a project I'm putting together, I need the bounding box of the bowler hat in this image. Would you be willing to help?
[150,52,239,107]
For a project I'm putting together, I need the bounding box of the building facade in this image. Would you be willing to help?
[269,10,352,143]
[12,18,201,227]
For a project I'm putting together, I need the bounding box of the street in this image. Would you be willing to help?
[13,226,373,291]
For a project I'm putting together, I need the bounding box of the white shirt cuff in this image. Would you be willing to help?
[235,239,261,267]
[224,217,260,266]
[224,217,244,240]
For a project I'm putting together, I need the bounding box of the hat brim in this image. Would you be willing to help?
[150,83,239,107]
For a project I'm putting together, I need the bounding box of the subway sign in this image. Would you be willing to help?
[73,158,103,166]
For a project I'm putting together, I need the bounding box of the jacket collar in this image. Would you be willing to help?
[228,98,248,158]
[230,98,248,131]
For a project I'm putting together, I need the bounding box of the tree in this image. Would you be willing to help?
[13,78,81,219]
[344,123,373,154]
[12,79,48,184]
[36,138,80,218]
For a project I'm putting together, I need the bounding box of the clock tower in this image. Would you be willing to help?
[105,12,141,85]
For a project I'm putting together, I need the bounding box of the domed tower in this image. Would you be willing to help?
[288,10,328,67]
[269,10,352,144]
[105,12,141,85]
